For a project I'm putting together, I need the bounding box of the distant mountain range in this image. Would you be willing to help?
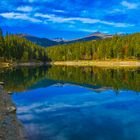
[17,34,59,47]
[52,38,67,43]
[68,32,113,43]
[17,32,113,47]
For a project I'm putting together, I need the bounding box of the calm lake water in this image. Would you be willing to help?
[0,66,140,140]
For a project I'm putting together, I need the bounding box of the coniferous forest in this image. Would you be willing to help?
[0,28,49,62]
[46,33,140,61]
[0,27,140,63]
[0,66,140,92]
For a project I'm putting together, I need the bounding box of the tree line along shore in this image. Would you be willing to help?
[1,66,140,93]
[0,27,140,67]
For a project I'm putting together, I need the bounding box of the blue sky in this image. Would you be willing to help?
[0,0,140,39]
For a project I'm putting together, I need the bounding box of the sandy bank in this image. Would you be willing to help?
[50,60,140,67]
[0,62,10,68]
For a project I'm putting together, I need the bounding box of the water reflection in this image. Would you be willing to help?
[0,66,140,92]
[0,66,140,140]
[12,84,140,140]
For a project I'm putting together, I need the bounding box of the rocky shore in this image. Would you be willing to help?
[0,85,27,140]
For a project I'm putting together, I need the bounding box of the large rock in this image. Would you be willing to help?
[0,85,27,140]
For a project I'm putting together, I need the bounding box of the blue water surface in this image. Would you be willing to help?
[12,83,140,140]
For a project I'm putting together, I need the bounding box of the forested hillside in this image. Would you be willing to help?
[18,32,111,47]
[18,34,59,47]
[46,33,140,61]
[0,28,49,62]
[1,27,140,63]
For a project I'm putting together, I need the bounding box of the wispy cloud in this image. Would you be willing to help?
[17,6,33,12]
[0,12,41,23]
[78,28,98,33]
[0,0,139,37]
[35,13,74,23]
[109,9,124,14]
[53,9,65,13]
[35,13,134,27]
[121,1,138,9]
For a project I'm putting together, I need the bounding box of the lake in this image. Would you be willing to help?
[0,66,140,140]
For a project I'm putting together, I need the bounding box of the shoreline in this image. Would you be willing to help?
[1,60,140,68]
[13,62,45,67]
[0,62,10,68]
[0,62,48,68]
[50,60,140,67]
[0,84,27,140]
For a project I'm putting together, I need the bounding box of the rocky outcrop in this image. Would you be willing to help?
[0,85,27,140]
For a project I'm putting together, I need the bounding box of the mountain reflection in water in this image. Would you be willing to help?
[0,66,140,92]
[0,66,140,140]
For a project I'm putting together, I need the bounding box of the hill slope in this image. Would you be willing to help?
[46,33,140,61]
[17,34,59,47]
[18,32,113,47]
[68,32,113,43]
[0,27,49,63]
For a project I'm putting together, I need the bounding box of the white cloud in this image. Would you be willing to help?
[109,9,124,14]
[121,1,138,9]
[78,28,98,33]
[0,12,134,28]
[53,9,65,13]
[17,6,33,12]
[35,13,74,23]
[35,13,134,27]
[0,12,41,23]
[27,0,54,2]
